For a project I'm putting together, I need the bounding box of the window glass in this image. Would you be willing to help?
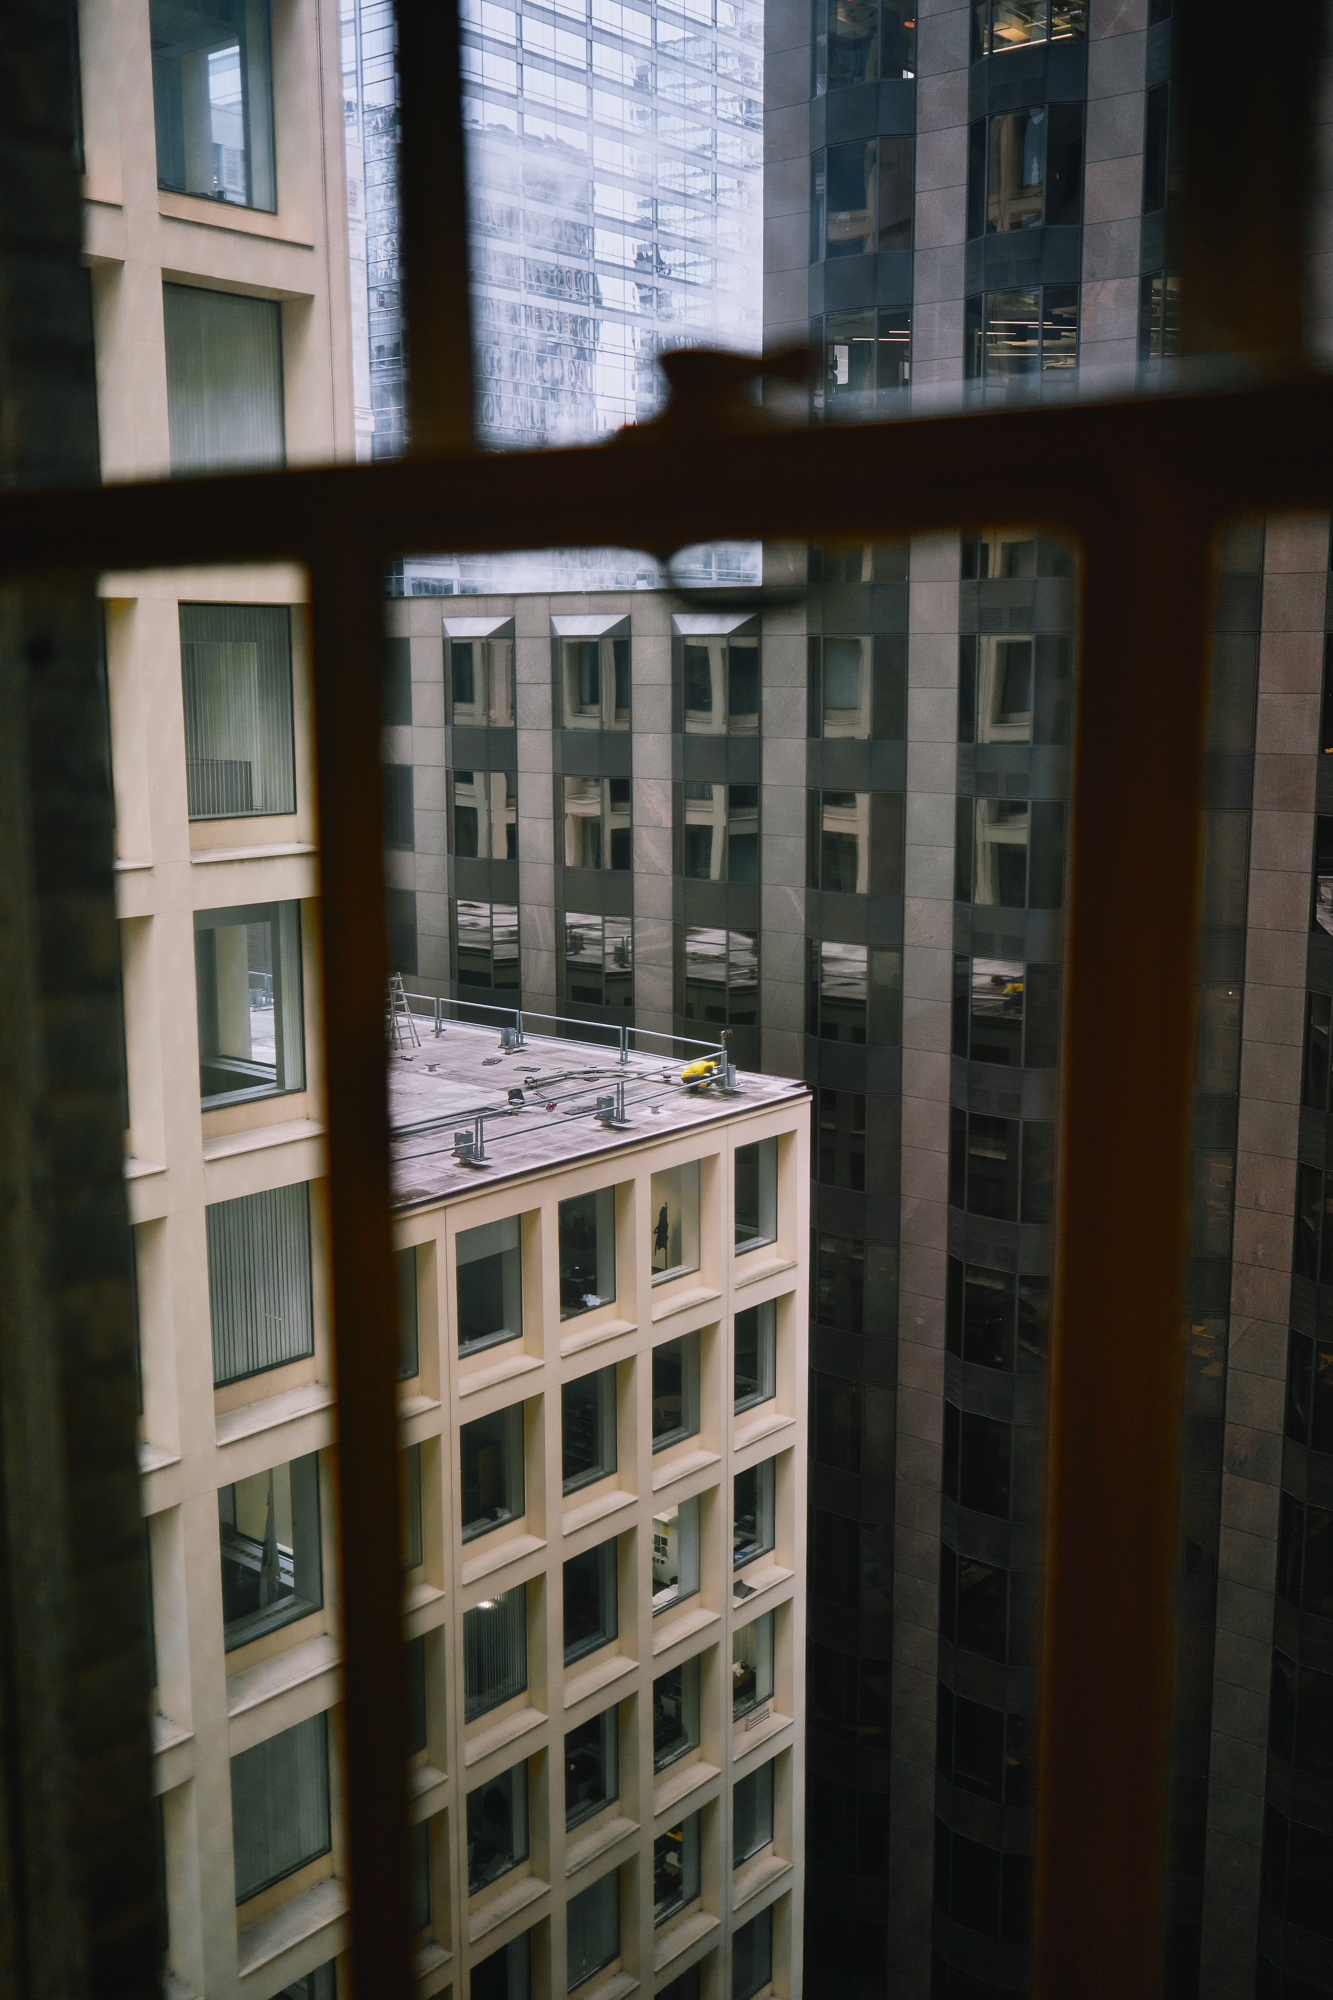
[652,1495,701,1612]
[680,783,761,883]
[411,1818,432,1934]
[386,887,417,978]
[682,634,760,735]
[940,1544,1009,1662]
[733,1760,775,1865]
[953,956,1024,1066]
[163,283,283,474]
[564,1538,619,1662]
[734,1458,777,1567]
[402,1444,423,1569]
[407,1633,428,1757]
[180,603,294,818]
[383,761,414,850]
[455,899,520,991]
[463,1585,528,1721]
[563,775,632,871]
[562,1366,618,1492]
[682,926,760,1029]
[565,1706,620,1828]
[381,638,412,726]
[819,140,878,258]
[457,1216,523,1352]
[815,636,871,735]
[396,1246,419,1380]
[567,1869,620,1989]
[808,937,902,1044]
[732,1904,773,2000]
[937,1683,1008,1800]
[964,285,1080,389]
[650,1162,701,1281]
[195,899,304,1104]
[206,1181,314,1385]
[449,771,517,860]
[471,1934,532,2000]
[735,1138,778,1253]
[1304,992,1332,1110]
[815,0,916,91]
[815,306,914,417]
[809,790,869,892]
[561,634,631,729]
[563,911,633,1011]
[652,1330,701,1450]
[558,1187,617,1318]
[654,1813,702,1924]
[734,1299,777,1409]
[219,1453,321,1649]
[448,635,515,726]
[460,1404,526,1542]
[151,0,275,208]
[733,1611,776,1719]
[653,1656,701,1770]
[230,1711,330,1902]
[815,1089,867,1189]
[466,1760,529,1893]
[947,1261,1016,1371]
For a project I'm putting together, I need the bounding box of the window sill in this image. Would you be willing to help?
[410,1763,448,1820]
[202,1116,325,1162]
[649,1284,720,1326]
[732,1562,794,1609]
[732,1408,795,1455]
[654,1908,720,1974]
[560,1314,637,1360]
[732,1851,792,1913]
[566,1812,639,1878]
[403,1583,448,1636]
[215,1379,334,1450]
[653,1756,719,1822]
[651,1603,720,1659]
[572,1971,638,2000]
[466,1871,549,1945]
[563,1486,637,1539]
[565,1650,639,1713]
[226,1633,339,1728]
[650,1446,720,1495]
[416,1940,451,1996]
[114,856,152,873]
[123,1155,165,1181]
[458,1348,544,1398]
[731,1251,794,1290]
[461,1530,546,1590]
[190,840,316,865]
[236,1875,348,1981]
[138,1439,179,1474]
[733,1707,792,1758]
[463,1702,547,1769]
[158,188,316,249]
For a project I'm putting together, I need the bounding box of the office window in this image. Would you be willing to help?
[562,912,633,1010]
[563,776,632,871]
[1303,992,1332,1109]
[1261,1807,1333,1940]
[650,1162,701,1282]
[815,1090,868,1190]
[407,1633,428,1757]
[946,1260,1051,1374]
[933,1821,1030,1943]
[957,634,1036,745]
[653,1330,701,1450]
[230,1712,330,1902]
[564,1538,618,1663]
[654,1812,702,1925]
[567,1869,620,1989]
[558,1187,616,1319]
[806,938,902,1044]
[652,1495,701,1613]
[682,926,759,1029]
[1316,819,1333,936]
[180,603,295,819]
[1277,1494,1333,1621]
[460,1403,526,1543]
[807,789,903,896]
[936,1684,1009,1801]
[811,139,913,260]
[956,797,1067,909]
[386,888,417,978]
[454,900,519,991]
[735,1138,778,1254]
[402,1444,423,1570]
[1139,271,1182,369]
[382,637,412,725]
[813,0,916,90]
[383,763,414,850]
[163,283,283,474]
[808,1644,892,1743]
[811,634,870,735]
[447,633,514,726]
[966,105,1083,238]
[457,1215,523,1353]
[563,1366,618,1493]
[1143,80,1171,213]
[195,899,303,1104]
[449,770,518,860]
[733,1612,776,1720]
[565,1706,619,1829]
[732,1905,773,2000]
[1285,1329,1333,1452]
[814,1231,863,1334]
[682,633,759,735]
[963,286,1079,389]
[971,0,1086,58]
[279,1966,336,2000]
[471,1934,532,2000]
[397,1246,419,1380]
[816,309,912,421]
[560,634,631,730]
[949,1108,1055,1224]
[151,0,275,208]
[733,1761,775,1865]
[653,1656,701,1770]
[206,1181,314,1385]
[466,1760,529,1893]
[939,1544,1009,1663]
[1268,1652,1333,1782]
[411,1819,432,1934]
[952,956,1061,1069]
[219,1453,321,1650]
[734,1459,776,1568]
[734,1300,777,1410]
[463,1585,528,1722]
[679,781,760,882]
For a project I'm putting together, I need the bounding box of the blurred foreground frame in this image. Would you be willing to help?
[1,2,1331,2000]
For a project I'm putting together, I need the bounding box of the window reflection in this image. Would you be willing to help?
[1139,270,1181,368]
[680,783,760,882]
[813,0,916,92]
[563,912,633,1010]
[678,620,759,735]
[454,899,520,991]
[957,797,1066,910]
[961,530,1074,579]
[809,790,870,892]
[557,624,631,731]
[811,140,913,261]
[967,105,1083,238]
[958,636,1033,743]
[807,938,902,1043]
[964,285,1079,392]
[564,776,632,872]
[681,926,759,1028]
[971,0,1085,58]
[449,770,517,859]
[446,622,515,727]
[817,309,913,420]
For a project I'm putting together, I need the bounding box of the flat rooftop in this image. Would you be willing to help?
[388,1018,806,1211]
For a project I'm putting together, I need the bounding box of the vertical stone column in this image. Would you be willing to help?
[888,532,960,1995]
[911,0,968,402]
[1200,514,1330,1993]
[1080,0,1147,386]
[762,599,809,1081]
[630,596,674,1042]
[516,595,557,1018]
[762,0,811,358]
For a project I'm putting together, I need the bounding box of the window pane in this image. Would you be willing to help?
[466,1760,529,1893]
[735,1138,778,1251]
[734,1299,777,1409]
[653,1657,701,1769]
[460,1403,525,1542]
[219,1453,321,1650]
[230,1711,330,1902]
[565,1706,619,1828]
[206,1180,314,1384]
[562,1367,618,1493]
[567,1870,620,1988]
[463,1585,528,1721]
[564,1539,618,1661]
[559,1187,616,1318]
[732,1904,773,2000]
[163,282,283,473]
[180,603,295,818]
[383,762,414,850]
[402,1443,423,1570]
[195,899,303,1103]
[471,1934,532,2000]
[991,0,1044,47]
[151,0,275,208]
[457,1215,522,1352]
[987,110,1044,233]
[651,1161,701,1280]
[733,1611,775,1718]
[654,1812,701,1924]
[652,1495,700,1612]
[396,1245,419,1380]
[820,636,871,735]
[733,1760,774,1864]
[653,1331,701,1449]
[734,1459,776,1567]
[825,140,877,258]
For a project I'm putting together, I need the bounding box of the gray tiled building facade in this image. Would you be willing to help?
[372,0,1333,1995]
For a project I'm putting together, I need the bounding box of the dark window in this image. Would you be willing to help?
[407,1634,428,1756]
[564,1538,619,1662]
[152,0,275,209]
[735,1299,777,1409]
[653,1656,700,1770]
[1143,81,1170,213]
[219,1453,322,1650]
[471,1935,532,2000]
[735,1138,779,1253]
[396,1246,419,1379]
[1303,991,1332,1109]
[1278,1494,1333,1620]
[654,1813,701,1924]
[558,1187,616,1320]
[734,1459,777,1567]
[411,1819,432,1934]
[934,1820,1031,1943]
[807,1644,892,1743]
[812,1373,895,1476]
[807,937,902,1044]
[1139,270,1181,368]
[567,1869,621,1988]
[815,1088,866,1189]
[813,141,880,260]
[386,887,418,977]
[460,1404,525,1542]
[566,1706,619,1829]
[466,1760,529,1893]
[562,1367,618,1492]
[383,762,415,849]
[940,1543,1009,1662]
[943,1403,1012,1518]
[732,1904,773,2000]
[457,1215,522,1353]
[382,636,413,724]
[817,309,913,420]
[950,1108,1054,1224]
[1270,1650,1333,1782]
[936,1682,1008,1801]
[814,0,916,92]
[230,1712,330,1902]
[732,1761,775,1865]
[1287,1329,1333,1451]
[1261,1806,1333,1938]
[652,1330,701,1449]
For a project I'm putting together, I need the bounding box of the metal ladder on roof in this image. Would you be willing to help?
[387,971,421,1049]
